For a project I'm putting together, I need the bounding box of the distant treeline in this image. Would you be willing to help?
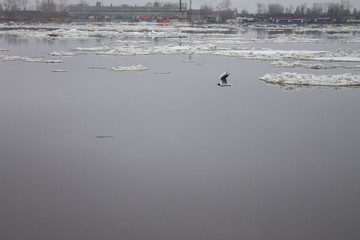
[0,0,68,17]
[253,2,358,18]
[1,0,360,22]
[200,0,359,19]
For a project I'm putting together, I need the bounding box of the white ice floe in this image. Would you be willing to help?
[270,61,327,69]
[0,54,63,63]
[111,65,149,72]
[88,66,107,69]
[52,69,67,72]
[259,72,360,86]
[50,51,76,57]
[271,60,360,69]
[41,59,63,63]
[74,42,360,63]
[154,72,171,74]
[181,59,196,63]
[312,57,360,62]
[73,46,111,52]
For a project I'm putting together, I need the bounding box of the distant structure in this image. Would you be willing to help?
[67,2,188,21]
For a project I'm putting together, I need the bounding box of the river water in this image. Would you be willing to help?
[1,24,360,240]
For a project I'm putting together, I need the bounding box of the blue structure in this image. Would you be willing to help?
[269,18,305,24]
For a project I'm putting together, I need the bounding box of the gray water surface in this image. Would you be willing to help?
[1,34,360,240]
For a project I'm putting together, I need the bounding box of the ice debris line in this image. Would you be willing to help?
[259,72,360,86]
[72,44,360,63]
[1,22,360,43]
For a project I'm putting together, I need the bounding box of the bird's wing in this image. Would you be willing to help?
[219,71,229,79]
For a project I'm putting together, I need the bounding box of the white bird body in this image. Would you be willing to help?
[218,71,232,87]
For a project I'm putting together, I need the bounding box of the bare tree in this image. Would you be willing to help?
[240,9,249,16]
[327,3,342,17]
[37,0,57,16]
[217,0,232,11]
[200,4,213,19]
[285,5,294,14]
[294,3,307,17]
[57,0,67,13]
[256,3,266,14]
[3,0,28,11]
[268,3,284,15]
[216,0,237,22]
[78,0,88,6]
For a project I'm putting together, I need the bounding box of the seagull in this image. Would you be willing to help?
[217,71,231,87]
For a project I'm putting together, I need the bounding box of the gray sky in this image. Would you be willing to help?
[72,0,359,13]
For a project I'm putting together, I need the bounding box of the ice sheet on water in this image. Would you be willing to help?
[50,51,76,57]
[88,66,107,69]
[0,54,63,63]
[73,46,111,52]
[111,65,149,72]
[259,72,360,86]
[73,42,360,63]
[270,61,360,69]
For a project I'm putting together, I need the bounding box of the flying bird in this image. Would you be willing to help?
[217,71,231,87]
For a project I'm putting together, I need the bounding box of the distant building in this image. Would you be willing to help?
[0,11,42,21]
[67,3,188,21]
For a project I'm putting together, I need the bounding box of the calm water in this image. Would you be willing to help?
[1,29,360,240]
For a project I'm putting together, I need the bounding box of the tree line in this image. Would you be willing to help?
[0,0,68,16]
[255,2,358,18]
[199,0,359,19]
[1,0,359,20]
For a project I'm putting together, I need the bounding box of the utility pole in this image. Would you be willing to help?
[180,0,182,12]
[189,0,192,22]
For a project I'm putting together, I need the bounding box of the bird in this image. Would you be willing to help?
[217,71,231,87]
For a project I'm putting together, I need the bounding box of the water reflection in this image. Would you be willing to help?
[1,34,29,45]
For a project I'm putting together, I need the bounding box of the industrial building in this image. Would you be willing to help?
[67,2,188,21]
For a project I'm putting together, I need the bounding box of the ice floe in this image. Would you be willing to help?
[259,72,360,86]
[111,65,149,72]
[73,46,111,52]
[52,69,67,72]
[0,54,62,63]
[270,61,360,69]
[154,72,171,74]
[50,51,76,57]
[88,66,107,69]
[88,45,360,63]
